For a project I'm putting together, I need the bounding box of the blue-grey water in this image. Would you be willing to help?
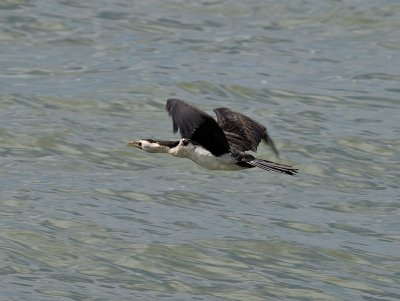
[1,1,400,300]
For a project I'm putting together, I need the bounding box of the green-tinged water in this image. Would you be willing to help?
[1,1,400,300]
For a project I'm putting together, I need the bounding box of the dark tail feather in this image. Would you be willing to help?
[248,159,298,176]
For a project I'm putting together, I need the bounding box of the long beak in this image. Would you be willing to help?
[127,141,141,148]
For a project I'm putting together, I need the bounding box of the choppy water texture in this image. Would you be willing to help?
[1,1,400,300]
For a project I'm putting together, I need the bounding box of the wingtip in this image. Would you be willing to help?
[165,98,174,113]
[263,133,280,157]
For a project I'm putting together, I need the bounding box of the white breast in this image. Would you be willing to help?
[169,141,243,171]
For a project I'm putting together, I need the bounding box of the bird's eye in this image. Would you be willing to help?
[138,142,142,147]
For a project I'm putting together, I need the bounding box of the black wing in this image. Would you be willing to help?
[166,99,230,156]
[213,107,279,156]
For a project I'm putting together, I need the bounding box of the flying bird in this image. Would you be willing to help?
[128,99,298,175]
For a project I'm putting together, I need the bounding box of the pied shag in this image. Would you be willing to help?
[128,99,298,175]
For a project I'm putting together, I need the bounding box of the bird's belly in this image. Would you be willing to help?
[188,150,243,171]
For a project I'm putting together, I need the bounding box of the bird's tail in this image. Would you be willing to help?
[248,159,298,176]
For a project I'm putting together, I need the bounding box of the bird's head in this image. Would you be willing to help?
[127,139,176,153]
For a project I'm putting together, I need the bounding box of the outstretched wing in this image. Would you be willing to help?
[166,99,230,156]
[213,107,279,155]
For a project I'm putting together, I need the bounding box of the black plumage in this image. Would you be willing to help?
[166,98,278,157]
[166,99,230,156]
[213,107,279,155]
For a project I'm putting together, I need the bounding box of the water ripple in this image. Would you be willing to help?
[1,1,400,300]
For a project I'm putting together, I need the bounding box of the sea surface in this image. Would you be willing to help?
[1,1,400,300]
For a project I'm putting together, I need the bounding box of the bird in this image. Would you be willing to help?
[128,99,298,175]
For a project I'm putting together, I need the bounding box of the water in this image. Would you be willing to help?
[1,0,400,300]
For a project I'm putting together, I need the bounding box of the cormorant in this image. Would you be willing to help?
[128,99,298,175]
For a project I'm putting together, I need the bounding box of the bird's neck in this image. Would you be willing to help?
[157,140,180,150]
[145,140,180,153]
[167,139,192,157]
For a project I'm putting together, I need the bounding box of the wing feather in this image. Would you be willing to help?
[166,99,230,156]
[213,107,279,155]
